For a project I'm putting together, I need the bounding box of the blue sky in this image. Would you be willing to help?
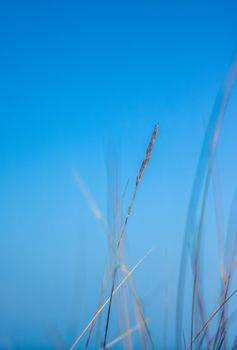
[0,0,237,348]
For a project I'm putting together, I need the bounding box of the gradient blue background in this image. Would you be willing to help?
[0,0,237,348]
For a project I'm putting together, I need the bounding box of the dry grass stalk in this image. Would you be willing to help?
[117,124,158,249]
[103,124,158,350]
[97,124,158,350]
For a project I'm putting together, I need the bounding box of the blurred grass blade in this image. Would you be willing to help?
[100,321,145,350]
[187,287,237,349]
[69,247,153,350]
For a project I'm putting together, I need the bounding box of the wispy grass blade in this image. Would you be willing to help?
[176,54,237,349]
[69,248,153,350]
[187,287,237,349]
[71,169,108,233]
[72,166,154,348]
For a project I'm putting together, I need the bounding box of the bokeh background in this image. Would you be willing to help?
[1,0,237,348]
